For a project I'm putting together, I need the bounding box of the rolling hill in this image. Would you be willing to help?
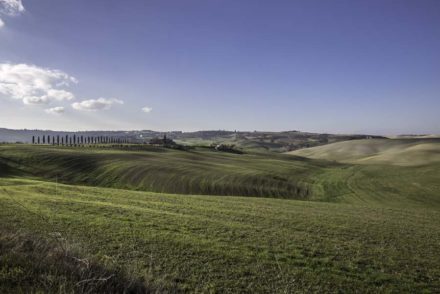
[1,142,440,292]
[1,143,440,208]
[289,138,440,166]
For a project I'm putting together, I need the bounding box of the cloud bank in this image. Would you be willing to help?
[45,106,65,115]
[142,106,152,113]
[72,98,123,111]
[0,63,77,105]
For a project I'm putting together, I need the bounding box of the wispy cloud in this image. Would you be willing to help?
[0,63,77,105]
[0,0,25,28]
[45,106,65,115]
[142,106,152,113]
[72,98,123,111]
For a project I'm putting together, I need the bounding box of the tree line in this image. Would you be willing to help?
[31,135,131,146]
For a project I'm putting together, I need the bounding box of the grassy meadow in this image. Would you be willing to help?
[1,140,440,292]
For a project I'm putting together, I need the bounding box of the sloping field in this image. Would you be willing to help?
[1,178,439,292]
[1,144,440,292]
[1,144,440,207]
[289,138,440,166]
[0,145,326,199]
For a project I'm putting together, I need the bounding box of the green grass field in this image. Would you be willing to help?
[289,138,440,166]
[1,142,440,292]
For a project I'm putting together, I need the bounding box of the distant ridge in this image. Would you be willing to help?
[0,127,384,152]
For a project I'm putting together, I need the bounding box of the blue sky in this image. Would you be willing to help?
[0,0,439,134]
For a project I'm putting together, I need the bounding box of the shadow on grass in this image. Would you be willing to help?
[0,229,149,294]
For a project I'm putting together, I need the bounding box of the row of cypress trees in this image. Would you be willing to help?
[32,135,130,146]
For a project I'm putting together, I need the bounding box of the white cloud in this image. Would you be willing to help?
[142,106,152,113]
[0,63,77,105]
[45,106,65,115]
[72,98,123,111]
[0,0,24,28]
[0,0,24,16]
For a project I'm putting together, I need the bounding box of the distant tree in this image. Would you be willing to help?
[73,134,76,146]
[37,136,40,144]
[48,135,51,145]
[57,135,60,145]
[81,136,84,144]
[42,135,46,144]
[65,135,68,146]
[69,137,72,145]
[32,136,35,144]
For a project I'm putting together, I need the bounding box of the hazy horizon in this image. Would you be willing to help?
[1,0,440,134]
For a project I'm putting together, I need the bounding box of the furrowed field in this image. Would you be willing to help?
[1,140,440,292]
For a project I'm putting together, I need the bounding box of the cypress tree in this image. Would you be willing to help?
[48,135,51,145]
[42,135,46,144]
[32,136,35,144]
[37,137,40,144]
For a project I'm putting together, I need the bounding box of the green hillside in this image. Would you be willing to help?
[1,143,440,292]
[1,178,440,292]
[0,145,320,198]
[289,138,440,166]
[1,144,440,207]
